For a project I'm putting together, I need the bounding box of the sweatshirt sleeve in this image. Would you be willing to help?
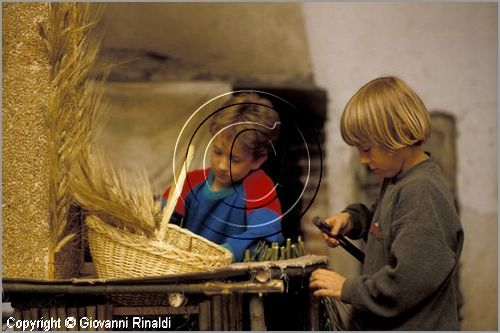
[161,169,207,216]
[340,188,459,318]
[343,203,374,240]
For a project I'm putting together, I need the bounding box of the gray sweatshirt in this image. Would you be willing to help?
[341,156,463,330]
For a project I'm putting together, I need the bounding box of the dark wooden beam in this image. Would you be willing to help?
[3,280,284,296]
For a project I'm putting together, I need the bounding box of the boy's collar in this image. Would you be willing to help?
[390,151,432,184]
[203,169,239,199]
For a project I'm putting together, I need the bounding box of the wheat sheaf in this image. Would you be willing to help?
[71,151,160,237]
[38,3,106,278]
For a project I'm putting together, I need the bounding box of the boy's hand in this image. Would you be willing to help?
[309,268,346,299]
[322,212,353,248]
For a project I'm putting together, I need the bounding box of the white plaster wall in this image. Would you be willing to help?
[302,3,497,330]
[101,3,313,84]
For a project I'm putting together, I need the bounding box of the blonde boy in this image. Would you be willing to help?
[310,76,463,330]
[163,92,283,262]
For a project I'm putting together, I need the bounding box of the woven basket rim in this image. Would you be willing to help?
[86,215,233,261]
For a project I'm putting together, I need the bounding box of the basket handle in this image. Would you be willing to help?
[157,144,195,240]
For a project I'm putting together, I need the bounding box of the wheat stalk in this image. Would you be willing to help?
[71,151,158,237]
[38,3,106,278]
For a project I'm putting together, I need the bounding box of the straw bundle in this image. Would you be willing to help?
[37,3,107,278]
[71,151,159,237]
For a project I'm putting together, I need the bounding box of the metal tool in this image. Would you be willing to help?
[312,216,365,263]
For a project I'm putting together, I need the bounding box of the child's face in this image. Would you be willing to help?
[357,143,405,179]
[210,135,267,189]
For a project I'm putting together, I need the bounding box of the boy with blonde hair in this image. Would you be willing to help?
[310,76,463,330]
[163,92,283,262]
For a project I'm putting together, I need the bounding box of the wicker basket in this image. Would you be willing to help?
[86,215,233,279]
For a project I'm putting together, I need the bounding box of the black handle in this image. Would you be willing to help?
[312,216,365,263]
